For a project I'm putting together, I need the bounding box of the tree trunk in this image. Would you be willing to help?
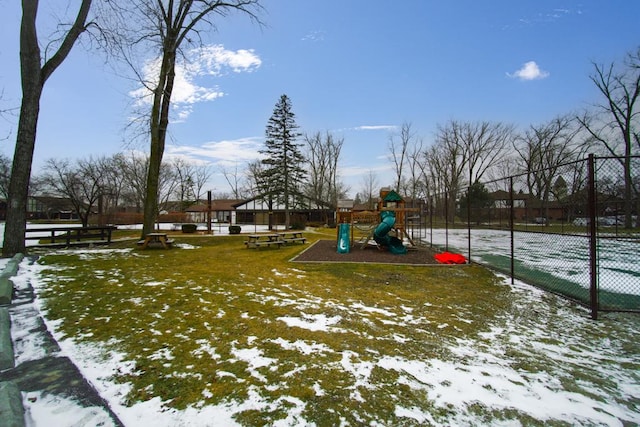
[2,0,43,257]
[3,0,91,257]
[3,87,42,257]
[141,40,177,238]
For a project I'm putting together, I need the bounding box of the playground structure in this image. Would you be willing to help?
[336,200,354,253]
[336,189,419,255]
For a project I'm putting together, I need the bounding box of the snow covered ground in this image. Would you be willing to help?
[5,249,640,426]
[2,224,639,425]
[428,228,640,295]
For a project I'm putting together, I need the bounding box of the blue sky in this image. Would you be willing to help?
[1,1,639,197]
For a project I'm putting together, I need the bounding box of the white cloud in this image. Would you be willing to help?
[301,30,325,42]
[129,44,261,120]
[194,45,262,74]
[354,125,398,131]
[507,61,549,81]
[166,137,264,165]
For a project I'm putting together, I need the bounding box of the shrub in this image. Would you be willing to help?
[228,225,241,234]
[290,214,307,230]
[182,223,198,233]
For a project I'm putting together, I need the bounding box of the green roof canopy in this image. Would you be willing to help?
[383,190,403,202]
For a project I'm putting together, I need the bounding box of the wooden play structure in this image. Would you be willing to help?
[336,188,418,251]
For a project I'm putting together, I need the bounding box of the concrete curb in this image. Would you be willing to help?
[0,254,24,305]
[0,276,13,305]
[0,254,24,370]
[0,381,25,427]
[0,254,26,426]
[0,308,14,371]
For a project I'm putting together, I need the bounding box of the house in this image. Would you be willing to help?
[185,199,243,224]
[489,190,565,222]
[233,193,332,226]
[28,196,80,220]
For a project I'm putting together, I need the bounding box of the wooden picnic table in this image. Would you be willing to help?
[245,233,284,249]
[139,233,174,249]
[24,225,117,247]
[278,231,306,244]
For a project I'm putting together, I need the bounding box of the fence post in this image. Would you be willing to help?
[444,192,449,251]
[509,176,515,285]
[587,154,598,320]
[429,195,434,248]
[467,184,471,262]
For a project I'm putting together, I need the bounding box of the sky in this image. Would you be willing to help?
[0,0,639,197]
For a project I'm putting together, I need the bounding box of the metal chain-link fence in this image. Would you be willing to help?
[422,155,639,319]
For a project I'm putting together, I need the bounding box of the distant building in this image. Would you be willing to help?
[28,196,80,220]
[185,199,243,224]
[489,190,564,222]
[233,193,332,226]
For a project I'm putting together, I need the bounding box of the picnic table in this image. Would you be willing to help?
[279,231,306,244]
[244,233,284,249]
[138,233,174,249]
[24,225,117,247]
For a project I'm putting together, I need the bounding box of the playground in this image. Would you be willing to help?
[293,239,438,264]
[331,189,426,255]
[1,190,638,425]
[305,188,458,266]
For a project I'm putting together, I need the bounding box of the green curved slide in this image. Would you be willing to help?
[337,223,350,253]
[373,211,407,254]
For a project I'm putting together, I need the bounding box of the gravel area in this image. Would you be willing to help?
[292,239,439,265]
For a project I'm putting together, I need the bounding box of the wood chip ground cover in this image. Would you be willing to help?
[27,233,640,426]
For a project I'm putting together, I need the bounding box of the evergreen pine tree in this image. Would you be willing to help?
[259,94,306,229]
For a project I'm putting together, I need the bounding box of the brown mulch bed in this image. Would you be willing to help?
[292,239,440,265]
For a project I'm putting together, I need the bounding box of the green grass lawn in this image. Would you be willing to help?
[31,229,640,425]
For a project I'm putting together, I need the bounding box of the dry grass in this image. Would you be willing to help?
[32,229,640,425]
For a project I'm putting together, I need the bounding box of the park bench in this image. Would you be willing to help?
[138,233,174,249]
[24,225,117,247]
[279,231,306,245]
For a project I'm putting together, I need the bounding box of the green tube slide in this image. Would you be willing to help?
[337,223,350,253]
[373,211,407,254]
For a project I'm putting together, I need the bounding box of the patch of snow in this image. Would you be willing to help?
[23,391,117,427]
[277,313,344,332]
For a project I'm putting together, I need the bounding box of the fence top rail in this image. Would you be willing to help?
[25,225,118,233]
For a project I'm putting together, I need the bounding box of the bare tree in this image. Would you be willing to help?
[3,0,93,256]
[158,161,179,215]
[403,136,425,203]
[360,170,379,210]
[419,120,514,220]
[40,157,104,227]
[221,162,247,199]
[244,159,265,197]
[460,121,514,184]
[513,115,585,220]
[431,120,468,196]
[192,163,212,200]
[578,47,640,228]
[421,141,458,220]
[171,158,196,210]
[110,0,263,238]
[304,131,344,208]
[388,122,413,192]
[94,154,129,219]
[119,151,149,212]
[170,158,212,207]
